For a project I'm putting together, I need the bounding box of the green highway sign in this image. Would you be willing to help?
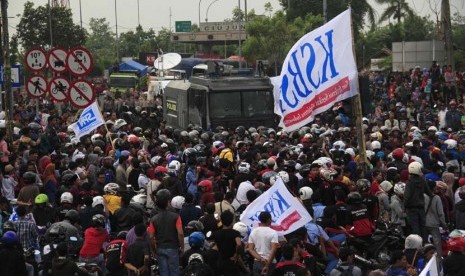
[175,21,192,32]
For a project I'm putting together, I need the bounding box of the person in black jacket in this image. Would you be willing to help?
[0,231,28,276]
[404,162,427,240]
[454,186,465,230]
[52,242,91,276]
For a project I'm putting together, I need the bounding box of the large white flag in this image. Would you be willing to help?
[273,9,359,131]
[419,254,438,276]
[240,178,312,235]
[71,102,105,139]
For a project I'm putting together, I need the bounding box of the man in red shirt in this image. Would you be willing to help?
[79,214,110,272]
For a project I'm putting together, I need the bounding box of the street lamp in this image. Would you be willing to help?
[205,0,219,22]
[115,0,119,62]
[198,0,203,26]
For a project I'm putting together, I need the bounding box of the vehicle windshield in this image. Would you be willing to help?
[109,77,137,88]
[209,90,274,118]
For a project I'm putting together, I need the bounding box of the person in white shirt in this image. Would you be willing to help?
[438,103,448,130]
[232,180,255,209]
[248,211,279,276]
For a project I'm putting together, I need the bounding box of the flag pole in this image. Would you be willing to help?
[348,7,368,171]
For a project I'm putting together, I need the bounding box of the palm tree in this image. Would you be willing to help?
[375,0,415,24]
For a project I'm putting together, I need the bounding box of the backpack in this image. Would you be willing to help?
[336,265,354,276]
[105,239,128,272]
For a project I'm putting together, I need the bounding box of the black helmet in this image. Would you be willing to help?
[347,192,363,204]
[140,162,151,174]
[2,221,16,233]
[284,160,297,172]
[299,164,311,176]
[23,172,37,184]
[92,214,106,228]
[65,209,79,224]
[133,127,143,136]
[258,159,268,170]
[116,231,128,239]
[156,189,171,203]
[194,144,207,155]
[235,126,246,137]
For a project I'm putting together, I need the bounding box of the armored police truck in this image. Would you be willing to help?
[163,70,275,130]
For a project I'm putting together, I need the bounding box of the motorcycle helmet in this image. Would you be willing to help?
[379,181,393,192]
[2,221,16,233]
[392,148,404,160]
[371,141,381,150]
[65,209,79,224]
[444,139,458,150]
[284,160,297,172]
[23,172,37,184]
[355,179,371,193]
[92,196,104,208]
[188,232,205,248]
[186,220,204,232]
[60,192,73,204]
[171,195,185,210]
[131,194,147,206]
[320,168,337,182]
[92,214,106,228]
[104,183,120,195]
[238,162,251,174]
[233,222,250,240]
[168,160,181,172]
[35,193,49,205]
[1,231,18,246]
[347,192,363,204]
[332,140,346,150]
[114,119,127,130]
[408,161,423,175]
[277,171,290,183]
[404,234,423,249]
[262,171,277,185]
[448,236,465,252]
[394,182,406,196]
[299,186,313,201]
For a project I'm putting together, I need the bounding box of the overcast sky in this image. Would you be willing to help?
[8,0,465,36]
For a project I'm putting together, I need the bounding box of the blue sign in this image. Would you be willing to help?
[77,108,97,131]
[0,64,21,88]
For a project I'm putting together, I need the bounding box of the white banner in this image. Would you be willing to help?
[71,102,105,139]
[240,178,312,235]
[419,254,438,276]
[273,9,359,131]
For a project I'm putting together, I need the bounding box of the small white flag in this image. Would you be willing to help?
[71,102,105,139]
[419,253,438,276]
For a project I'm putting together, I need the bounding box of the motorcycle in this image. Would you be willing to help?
[346,223,405,266]
[77,262,102,276]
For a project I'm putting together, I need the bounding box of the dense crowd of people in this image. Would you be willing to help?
[1,62,465,276]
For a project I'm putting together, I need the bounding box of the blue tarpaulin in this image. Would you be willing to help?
[118,60,147,77]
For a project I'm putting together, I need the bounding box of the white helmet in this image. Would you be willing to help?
[60,192,73,204]
[238,162,251,174]
[114,119,127,130]
[332,140,346,150]
[104,183,120,194]
[408,161,423,175]
[131,194,147,206]
[277,171,289,183]
[151,156,162,165]
[299,186,313,201]
[394,182,406,196]
[91,134,103,144]
[345,148,355,157]
[366,150,375,160]
[371,141,381,150]
[168,160,181,172]
[92,196,104,208]
[233,222,249,240]
[171,195,185,210]
[71,137,80,146]
[444,139,458,150]
[317,157,333,169]
[212,141,224,149]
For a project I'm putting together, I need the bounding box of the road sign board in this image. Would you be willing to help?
[66,47,94,76]
[11,65,20,88]
[26,75,47,98]
[175,21,192,32]
[69,79,95,108]
[47,47,68,73]
[25,48,47,72]
[48,76,70,102]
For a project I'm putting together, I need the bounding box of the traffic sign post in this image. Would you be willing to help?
[25,49,47,72]
[175,21,192,32]
[26,75,47,98]
[47,47,68,73]
[66,47,94,76]
[48,76,71,102]
[69,80,95,108]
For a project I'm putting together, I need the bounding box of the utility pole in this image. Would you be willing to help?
[1,0,12,131]
[441,0,454,69]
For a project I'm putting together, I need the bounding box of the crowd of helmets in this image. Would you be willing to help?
[3,63,465,275]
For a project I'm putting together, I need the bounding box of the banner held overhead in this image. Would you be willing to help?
[273,9,358,132]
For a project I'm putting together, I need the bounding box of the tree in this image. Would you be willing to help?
[118,26,157,58]
[242,9,323,75]
[85,18,116,76]
[16,1,86,50]
[452,12,465,69]
[375,0,415,24]
[278,0,376,36]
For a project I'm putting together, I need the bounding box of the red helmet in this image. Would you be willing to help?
[392,148,404,161]
[198,180,213,192]
[448,237,465,252]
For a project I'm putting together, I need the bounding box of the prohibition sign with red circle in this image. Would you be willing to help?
[26,75,47,98]
[69,79,95,108]
[65,46,94,76]
[47,47,68,73]
[48,76,70,102]
[25,48,47,72]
